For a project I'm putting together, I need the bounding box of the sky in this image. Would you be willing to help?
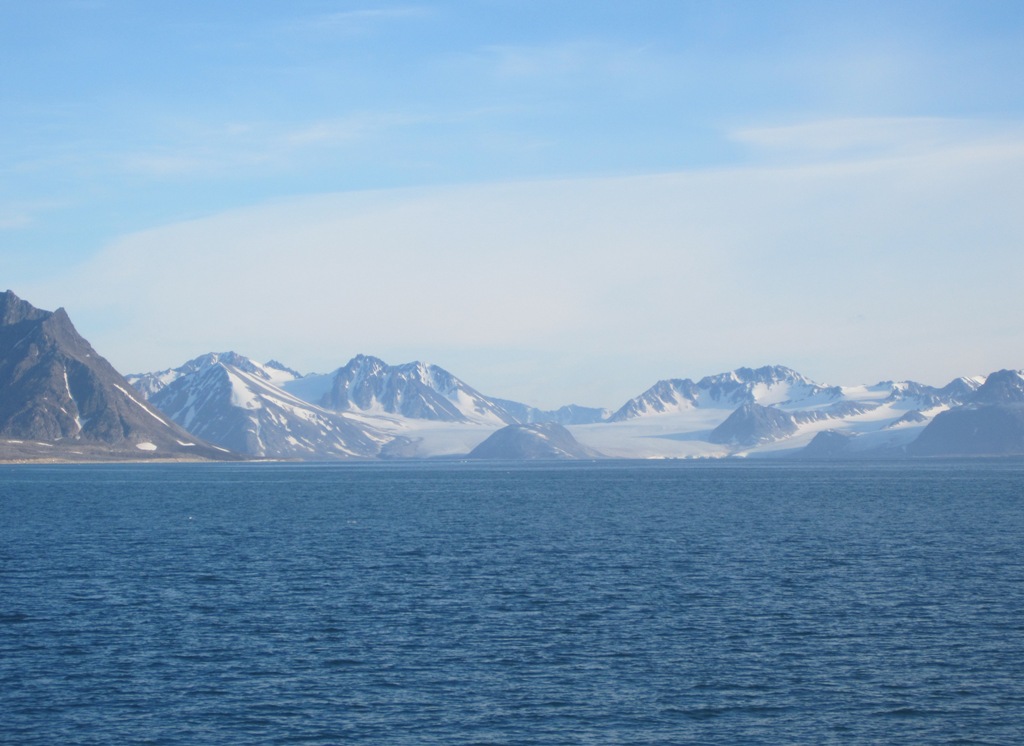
[4,1,1024,409]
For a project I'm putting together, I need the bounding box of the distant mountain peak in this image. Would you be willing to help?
[970,369,1024,405]
[708,402,798,447]
[700,364,811,387]
[607,364,837,422]
[128,351,302,400]
[265,359,303,378]
[300,354,516,424]
[467,423,604,460]
[133,351,383,459]
[0,289,50,325]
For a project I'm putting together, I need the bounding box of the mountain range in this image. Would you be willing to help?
[126,352,387,459]
[3,289,1023,461]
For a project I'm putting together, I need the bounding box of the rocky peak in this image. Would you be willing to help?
[971,369,1024,406]
[0,292,230,459]
[0,290,50,326]
[708,402,798,447]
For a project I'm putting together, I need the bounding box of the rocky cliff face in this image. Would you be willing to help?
[0,291,231,460]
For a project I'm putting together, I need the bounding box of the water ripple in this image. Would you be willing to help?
[2,461,1024,744]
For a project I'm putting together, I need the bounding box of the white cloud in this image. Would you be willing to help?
[732,117,1021,159]
[31,118,1024,407]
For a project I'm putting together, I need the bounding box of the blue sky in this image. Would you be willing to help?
[4,1,1024,407]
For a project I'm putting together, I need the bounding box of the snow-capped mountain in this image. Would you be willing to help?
[606,365,842,422]
[573,364,984,459]
[283,354,517,425]
[128,352,611,460]
[128,352,301,399]
[12,283,1020,461]
[966,369,1024,405]
[124,349,1020,460]
[131,352,387,459]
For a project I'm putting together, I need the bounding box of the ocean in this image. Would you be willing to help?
[2,460,1023,744]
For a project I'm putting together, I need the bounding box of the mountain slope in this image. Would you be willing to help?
[0,290,228,460]
[467,423,604,460]
[708,402,799,447]
[284,354,517,425]
[908,370,1024,457]
[607,365,841,422]
[573,364,985,459]
[134,352,387,459]
[128,352,301,399]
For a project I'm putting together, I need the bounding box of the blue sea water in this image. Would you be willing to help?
[2,460,1024,745]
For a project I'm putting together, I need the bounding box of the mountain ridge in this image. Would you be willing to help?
[128,351,1022,460]
[4,289,1021,461]
[131,351,386,459]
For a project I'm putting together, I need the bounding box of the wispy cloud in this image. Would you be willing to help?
[34,118,1024,406]
[731,118,1014,159]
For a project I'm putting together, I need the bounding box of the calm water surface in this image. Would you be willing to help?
[2,460,1023,744]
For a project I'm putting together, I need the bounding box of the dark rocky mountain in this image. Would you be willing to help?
[799,430,855,459]
[908,404,1024,456]
[0,291,230,461]
[134,352,386,459]
[797,428,907,460]
[708,402,798,447]
[968,369,1024,405]
[907,370,1024,457]
[467,423,604,460]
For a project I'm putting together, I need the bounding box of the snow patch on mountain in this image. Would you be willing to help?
[128,352,302,401]
[126,350,1016,461]
[134,352,385,459]
[283,354,516,425]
